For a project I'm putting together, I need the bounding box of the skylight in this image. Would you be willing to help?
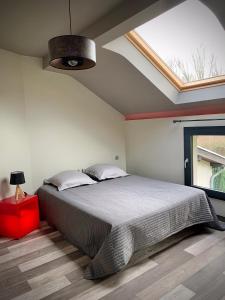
[126,0,225,91]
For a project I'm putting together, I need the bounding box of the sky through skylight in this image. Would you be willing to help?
[135,0,225,83]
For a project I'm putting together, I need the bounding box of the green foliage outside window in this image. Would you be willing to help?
[211,165,225,192]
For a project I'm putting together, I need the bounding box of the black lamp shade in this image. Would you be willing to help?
[10,171,25,185]
[48,35,96,70]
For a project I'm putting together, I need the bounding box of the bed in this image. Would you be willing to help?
[37,175,223,279]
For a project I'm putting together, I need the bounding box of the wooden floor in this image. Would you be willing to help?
[1,222,225,300]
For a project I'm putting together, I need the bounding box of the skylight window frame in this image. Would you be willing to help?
[126,31,225,92]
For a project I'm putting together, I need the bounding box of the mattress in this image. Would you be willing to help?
[37,175,223,279]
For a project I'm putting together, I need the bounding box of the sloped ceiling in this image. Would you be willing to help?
[202,0,225,29]
[73,46,176,114]
[73,46,225,115]
[72,0,225,114]
[0,0,225,115]
[0,0,124,57]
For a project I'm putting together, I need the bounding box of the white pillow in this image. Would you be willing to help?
[84,164,128,180]
[44,170,96,191]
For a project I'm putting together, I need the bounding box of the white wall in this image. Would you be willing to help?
[0,49,32,198]
[22,56,126,191]
[126,117,186,184]
[0,49,126,198]
[125,115,225,215]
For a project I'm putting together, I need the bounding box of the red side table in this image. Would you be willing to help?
[0,194,40,239]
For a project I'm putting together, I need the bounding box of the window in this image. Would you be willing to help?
[126,0,225,91]
[184,127,225,200]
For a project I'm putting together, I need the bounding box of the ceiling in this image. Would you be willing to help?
[1,0,225,115]
[72,0,225,114]
[202,0,225,29]
[0,0,124,57]
[73,46,225,115]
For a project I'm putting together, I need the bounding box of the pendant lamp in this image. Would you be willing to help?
[48,0,96,70]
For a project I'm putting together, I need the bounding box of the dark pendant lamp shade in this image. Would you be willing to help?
[48,35,96,70]
[10,171,25,185]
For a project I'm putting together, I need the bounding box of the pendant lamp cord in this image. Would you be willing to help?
[69,0,72,35]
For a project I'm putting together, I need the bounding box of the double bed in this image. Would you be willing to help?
[37,174,222,279]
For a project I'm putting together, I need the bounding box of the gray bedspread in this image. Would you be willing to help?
[37,175,223,279]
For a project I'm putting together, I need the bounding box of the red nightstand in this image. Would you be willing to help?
[0,194,40,239]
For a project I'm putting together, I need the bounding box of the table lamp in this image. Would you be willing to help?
[10,171,25,201]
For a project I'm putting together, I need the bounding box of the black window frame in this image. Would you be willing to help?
[184,126,225,201]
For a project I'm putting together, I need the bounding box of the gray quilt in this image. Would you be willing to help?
[37,175,224,279]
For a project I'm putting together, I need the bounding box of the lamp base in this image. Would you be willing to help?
[15,185,25,201]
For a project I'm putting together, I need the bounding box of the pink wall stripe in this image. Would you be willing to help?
[125,104,225,121]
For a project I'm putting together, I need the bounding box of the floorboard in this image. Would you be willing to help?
[0,222,225,300]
